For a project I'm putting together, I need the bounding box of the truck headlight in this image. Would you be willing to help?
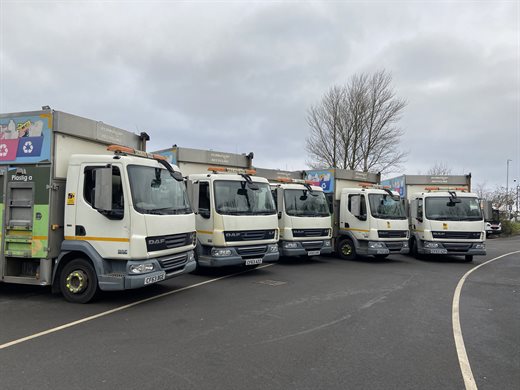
[402,242,409,248]
[268,244,279,252]
[424,241,442,249]
[130,263,155,274]
[473,243,485,249]
[188,251,195,261]
[190,232,197,245]
[323,240,332,247]
[211,248,233,257]
[368,241,385,249]
[283,242,298,249]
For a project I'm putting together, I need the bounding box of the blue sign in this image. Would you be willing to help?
[305,170,335,193]
[16,136,44,157]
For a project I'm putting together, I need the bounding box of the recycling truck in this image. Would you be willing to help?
[381,175,485,262]
[186,167,279,268]
[0,108,196,302]
[305,169,410,260]
[255,168,332,257]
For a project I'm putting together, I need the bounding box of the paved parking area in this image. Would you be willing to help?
[0,236,518,390]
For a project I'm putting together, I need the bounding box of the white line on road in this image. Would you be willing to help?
[452,251,520,390]
[0,264,274,350]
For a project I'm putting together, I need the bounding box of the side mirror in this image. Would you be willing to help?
[199,208,210,219]
[171,171,183,181]
[93,167,112,212]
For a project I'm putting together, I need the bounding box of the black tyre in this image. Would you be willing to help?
[463,255,474,262]
[60,258,98,303]
[411,238,421,259]
[337,238,356,260]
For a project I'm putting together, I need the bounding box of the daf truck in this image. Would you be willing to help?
[186,167,279,268]
[255,168,332,257]
[305,169,410,260]
[382,175,486,262]
[0,108,196,302]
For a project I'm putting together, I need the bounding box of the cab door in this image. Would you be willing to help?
[73,163,130,259]
[341,192,369,240]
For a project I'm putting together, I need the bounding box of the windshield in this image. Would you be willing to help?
[214,180,276,215]
[368,194,406,219]
[127,165,192,215]
[284,189,330,217]
[425,197,483,221]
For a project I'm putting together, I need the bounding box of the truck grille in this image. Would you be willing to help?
[301,241,323,250]
[432,231,481,239]
[236,245,267,259]
[224,230,275,242]
[443,243,473,252]
[292,229,329,237]
[146,232,194,252]
[385,242,404,251]
[378,230,408,238]
[159,253,188,272]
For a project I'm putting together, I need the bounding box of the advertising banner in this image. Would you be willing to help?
[305,170,335,193]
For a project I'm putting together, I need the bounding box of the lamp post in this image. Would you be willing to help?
[506,159,512,218]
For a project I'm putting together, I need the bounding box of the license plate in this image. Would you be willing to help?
[144,272,166,285]
[307,250,321,256]
[245,258,263,265]
[430,249,447,254]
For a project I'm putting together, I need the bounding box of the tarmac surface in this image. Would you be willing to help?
[0,236,518,390]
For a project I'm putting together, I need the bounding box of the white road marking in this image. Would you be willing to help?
[0,264,274,350]
[452,251,520,390]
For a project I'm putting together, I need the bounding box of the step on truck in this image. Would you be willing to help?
[255,168,332,258]
[0,108,196,302]
[382,175,485,262]
[305,169,410,260]
[186,167,279,268]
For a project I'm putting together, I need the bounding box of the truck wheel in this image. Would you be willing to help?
[463,255,474,262]
[338,238,356,260]
[60,258,98,303]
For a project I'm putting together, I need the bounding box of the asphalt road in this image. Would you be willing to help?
[0,236,518,390]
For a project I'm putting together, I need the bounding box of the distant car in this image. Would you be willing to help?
[485,221,502,236]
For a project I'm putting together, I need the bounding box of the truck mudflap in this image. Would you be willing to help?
[279,240,333,257]
[197,244,279,267]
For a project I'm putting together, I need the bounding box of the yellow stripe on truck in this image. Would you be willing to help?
[340,228,370,233]
[64,236,130,242]
[196,230,213,235]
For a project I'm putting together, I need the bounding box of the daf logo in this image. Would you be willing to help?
[226,232,241,237]
[148,238,165,245]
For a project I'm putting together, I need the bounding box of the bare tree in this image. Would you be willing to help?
[427,161,452,175]
[305,70,407,173]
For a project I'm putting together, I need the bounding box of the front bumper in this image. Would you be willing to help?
[358,240,410,256]
[419,242,486,256]
[279,240,333,257]
[99,250,197,291]
[198,245,279,267]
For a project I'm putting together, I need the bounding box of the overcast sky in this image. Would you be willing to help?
[1,0,518,189]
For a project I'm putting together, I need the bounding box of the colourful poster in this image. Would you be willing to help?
[305,170,335,193]
[0,113,51,164]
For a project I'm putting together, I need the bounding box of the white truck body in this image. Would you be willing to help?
[186,171,279,267]
[0,109,196,302]
[382,175,485,261]
[271,182,333,257]
[305,169,410,259]
[254,168,333,257]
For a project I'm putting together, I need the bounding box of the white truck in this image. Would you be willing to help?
[186,167,279,268]
[0,108,196,302]
[305,169,410,260]
[382,175,486,262]
[255,168,332,257]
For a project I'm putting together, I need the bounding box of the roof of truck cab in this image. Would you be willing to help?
[340,187,399,196]
[187,173,269,183]
[269,183,323,192]
[68,154,167,168]
[414,191,478,198]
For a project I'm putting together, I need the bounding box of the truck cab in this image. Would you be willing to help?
[187,168,279,268]
[409,190,486,261]
[335,187,410,259]
[270,179,332,257]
